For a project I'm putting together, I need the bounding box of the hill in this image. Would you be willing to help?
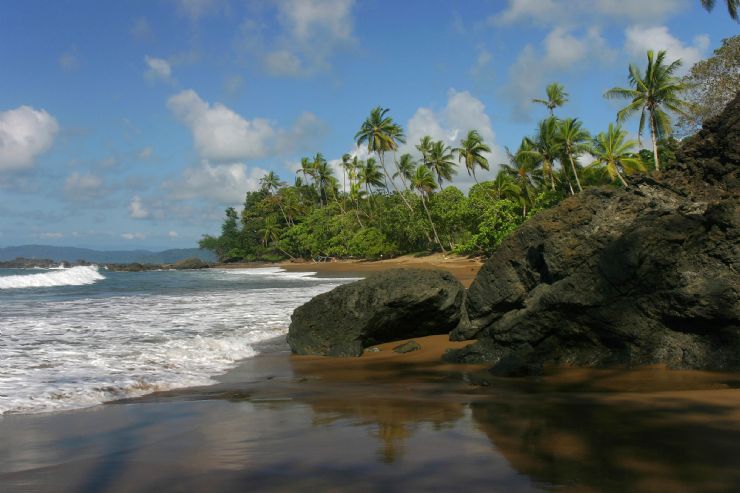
[0,245,217,264]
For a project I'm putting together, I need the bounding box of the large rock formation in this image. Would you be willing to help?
[288,268,464,357]
[447,93,740,374]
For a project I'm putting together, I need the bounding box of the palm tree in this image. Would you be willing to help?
[589,123,646,187]
[453,130,491,185]
[393,153,416,187]
[700,0,739,20]
[522,116,562,191]
[556,118,590,193]
[416,135,434,166]
[604,50,690,171]
[259,216,281,248]
[355,107,413,211]
[489,172,522,201]
[358,157,385,196]
[426,140,457,188]
[299,157,315,185]
[501,140,542,216]
[259,171,285,194]
[410,165,445,253]
[533,83,569,116]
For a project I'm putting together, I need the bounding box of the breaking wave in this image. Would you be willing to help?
[0,265,105,289]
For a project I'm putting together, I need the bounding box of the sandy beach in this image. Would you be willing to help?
[3,263,740,492]
[218,253,485,287]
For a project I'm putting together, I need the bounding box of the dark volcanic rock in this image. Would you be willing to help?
[173,257,210,269]
[287,269,465,357]
[447,93,740,373]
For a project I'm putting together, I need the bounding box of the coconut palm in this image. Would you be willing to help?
[426,140,457,188]
[533,83,569,116]
[701,0,739,20]
[501,140,542,216]
[393,153,416,187]
[604,50,691,171]
[358,158,385,196]
[589,123,646,187]
[522,116,562,191]
[489,172,522,201]
[556,118,590,193]
[410,165,445,253]
[355,107,413,211]
[453,130,491,186]
[259,171,285,194]
[259,215,281,248]
[416,135,434,166]
[298,157,315,185]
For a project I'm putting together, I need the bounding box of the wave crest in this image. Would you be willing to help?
[0,265,105,289]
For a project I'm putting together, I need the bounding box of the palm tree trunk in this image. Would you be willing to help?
[421,194,446,254]
[545,160,555,191]
[650,111,660,171]
[568,152,583,192]
[380,152,415,213]
[616,169,629,188]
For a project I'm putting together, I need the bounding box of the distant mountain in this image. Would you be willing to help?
[0,245,217,264]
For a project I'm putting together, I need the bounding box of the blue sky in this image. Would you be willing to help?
[0,0,736,250]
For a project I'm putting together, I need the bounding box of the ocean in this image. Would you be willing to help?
[0,266,359,415]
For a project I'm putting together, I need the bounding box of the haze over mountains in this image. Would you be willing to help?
[0,245,216,264]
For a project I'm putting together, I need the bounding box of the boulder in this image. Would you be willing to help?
[173,257,210,270]
[447,92,740,373]
[393,340,422,354]
[287,268,465,357]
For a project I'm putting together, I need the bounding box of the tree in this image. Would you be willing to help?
[589,123,646,187]
[700,0,739,20]
[677,35,740,135]
[394,153,416,187]
[501,140,542,216]
[426,140,457,188]
[522,116,562,191]
[556,118,590,193]
[416,135,433,165]
[604,50,691,171]
[453,130,491,186]
[410,165,445,253]
[533,82,569,116]
[355,107,413,211]
[259,171,285,194]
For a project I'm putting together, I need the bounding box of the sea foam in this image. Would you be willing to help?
[0,265,105,289]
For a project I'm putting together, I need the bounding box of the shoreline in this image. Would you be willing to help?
[219,253,484,287]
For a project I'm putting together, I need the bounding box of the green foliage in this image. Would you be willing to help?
[202,45,725,262]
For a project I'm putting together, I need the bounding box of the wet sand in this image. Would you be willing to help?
[3,333,740,492]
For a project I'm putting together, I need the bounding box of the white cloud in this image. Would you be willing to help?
[39,232,64,239]
[165,161,266,205]
[145,55,173,81]
[223,74,245,98]
[129,196,150,219]
[492,0,687,26]
[277,112,330,153]
[503,27,612,120]
[624,26,709,74]
[265,50,305,77]
[0,106,59,172]
[404,89,505,184]
[64,172,104,201]
[247,0,355,77]
[121,232,146,240]
[168,89,275,162]
[168,230,178,238]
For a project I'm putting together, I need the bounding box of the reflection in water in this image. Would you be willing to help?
[2,358,740,492]
[471,390,740,492]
